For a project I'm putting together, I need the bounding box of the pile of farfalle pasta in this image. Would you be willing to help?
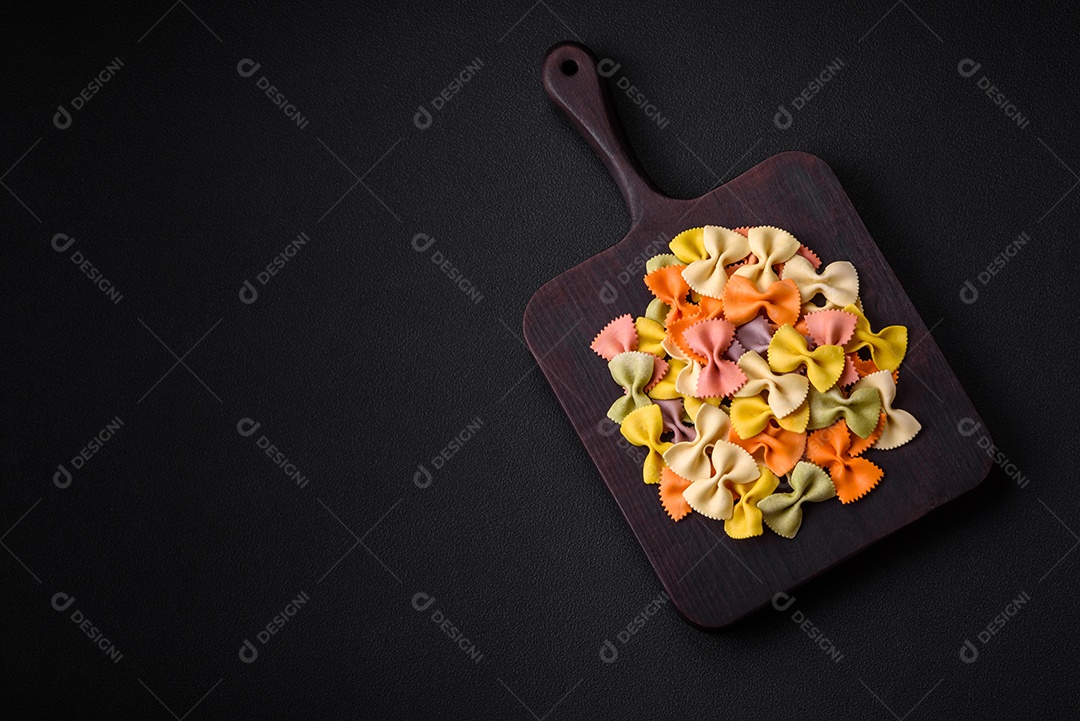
[590,226,921,539]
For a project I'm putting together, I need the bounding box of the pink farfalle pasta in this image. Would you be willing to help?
[681,319,747,398]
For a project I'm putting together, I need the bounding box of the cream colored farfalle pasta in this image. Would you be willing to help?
[733,226,801,290]
[851,370,921,449]
[663,405,761,521]
[680,442,760,520]
[680,226,751,299]
[781,255,859,313]
[662,403,730,481]
[661,335,702,398]
[734,350,809,419]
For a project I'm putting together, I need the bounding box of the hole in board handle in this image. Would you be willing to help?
[560,59,578,76]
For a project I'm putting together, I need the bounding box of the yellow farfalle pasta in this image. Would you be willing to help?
[842,303,908,372]
[646,357,688,401]
[619,404,673,485]
[730,394,810,438]
[725,465,781,539]
[682,394,723,422]
[767,324,845,393]
[668,227,707,264]
[634,317,666,356]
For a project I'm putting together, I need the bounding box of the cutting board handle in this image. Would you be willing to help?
[542,42,667,226]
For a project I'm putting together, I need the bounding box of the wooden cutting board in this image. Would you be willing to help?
[523,42,993,628]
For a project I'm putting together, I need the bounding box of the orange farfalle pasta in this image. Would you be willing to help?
[644,265,696,326]
[589,224,922,537]
[851,354,900,383]
[806,420,884,504]
[659,467,693,521]
[722,276,802,327]
[727,422,806,477]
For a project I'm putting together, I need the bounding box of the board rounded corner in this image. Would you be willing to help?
[771,150,836,176]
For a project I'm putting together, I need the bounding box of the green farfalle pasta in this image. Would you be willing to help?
[757,461,836,538]
[807,385,881,438]
[606,351,655,423]
[645,253,683,273]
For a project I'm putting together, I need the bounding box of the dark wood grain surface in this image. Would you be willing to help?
[524,42,993,628]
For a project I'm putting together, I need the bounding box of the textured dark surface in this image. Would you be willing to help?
[3,1,1079,719]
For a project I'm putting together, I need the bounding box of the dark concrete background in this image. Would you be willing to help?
[3,1,1078,718]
